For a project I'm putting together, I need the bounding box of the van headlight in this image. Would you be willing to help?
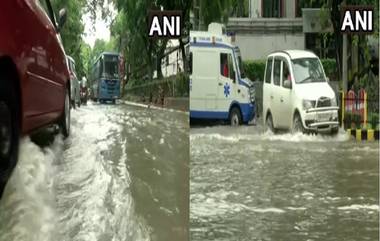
[302,99,316,110]
[331,97,337,106]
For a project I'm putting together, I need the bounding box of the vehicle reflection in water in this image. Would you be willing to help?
[190,125,379,241]
[0,101,189,241]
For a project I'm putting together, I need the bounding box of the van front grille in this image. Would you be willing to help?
[317,97,331,108]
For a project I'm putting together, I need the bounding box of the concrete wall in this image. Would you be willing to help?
[227,18,305,60]
[235,33,305,60]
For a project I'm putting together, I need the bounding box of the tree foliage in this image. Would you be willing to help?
[52,0,87,78]
[109,0,192,82]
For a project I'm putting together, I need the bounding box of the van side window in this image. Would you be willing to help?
[273,59,281,86]
[265,58,273,83]
[220,53,228,77]
[282,61,290,85]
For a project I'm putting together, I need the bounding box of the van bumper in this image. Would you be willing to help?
[303,107,339,132]
[240,102,256,123]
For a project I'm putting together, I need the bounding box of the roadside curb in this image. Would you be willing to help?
[347,129,379,141]
[123,100,189,115]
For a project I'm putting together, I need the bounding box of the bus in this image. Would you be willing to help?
[90,52,121,104]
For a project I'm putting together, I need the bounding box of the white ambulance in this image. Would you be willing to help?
[189,23,256,126]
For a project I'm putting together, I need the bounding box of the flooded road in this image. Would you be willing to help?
[190,125,379,241]
[0,101,189,241]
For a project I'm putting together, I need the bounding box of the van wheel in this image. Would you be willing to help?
[230,107,241,126]
[0,80,19,198]
[265,113,275,133]
[59,90,70,138]
[331,127,339,136]
[292,113,305,134]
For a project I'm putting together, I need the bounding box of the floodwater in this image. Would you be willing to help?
[190,125,379,241]
[0,101,189,241]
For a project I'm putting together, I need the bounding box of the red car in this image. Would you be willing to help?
[0,1,70,197]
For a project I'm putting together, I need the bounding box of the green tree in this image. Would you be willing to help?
[52,0,87,78]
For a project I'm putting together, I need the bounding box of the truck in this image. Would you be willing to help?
[189,23,256,126]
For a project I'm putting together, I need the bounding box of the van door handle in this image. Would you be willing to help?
[270,95,274,99]
[280,97,284,102]
[218,82,223,86]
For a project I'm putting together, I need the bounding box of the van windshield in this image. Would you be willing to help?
[292,58,326,84]
[234,48,246,78]
[103,55,119,79]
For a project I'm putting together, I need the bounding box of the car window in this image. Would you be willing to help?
[37,0,56,28]
[38,0,49,13]
[273,59,281,86]
[265,57,273,83]
[282,61,290,86]
[292,58,325,84]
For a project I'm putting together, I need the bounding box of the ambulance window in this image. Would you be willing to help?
[220,53,228,77]
[273,59,281,86]
[227,54,235,80]
[265,57,273,83]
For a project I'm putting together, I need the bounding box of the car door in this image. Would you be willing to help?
[263,56,273,120]
[21,0,65,130]
[270,57,283,128]
[277,59,293,128]
[217,51,237,113]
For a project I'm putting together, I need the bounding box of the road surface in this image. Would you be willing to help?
[190,125,379,241]
[0,101,189,241]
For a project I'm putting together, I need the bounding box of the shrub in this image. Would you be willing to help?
[369,113,379,130]
[320,58,337,82]
[344,112,362,129]
[243,60,266,82]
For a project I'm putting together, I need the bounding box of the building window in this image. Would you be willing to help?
[262,0,283,18]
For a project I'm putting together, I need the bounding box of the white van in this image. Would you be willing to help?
[189,23,256,125]
[263,50,339,134]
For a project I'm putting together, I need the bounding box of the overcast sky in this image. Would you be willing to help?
[82,3,116,48]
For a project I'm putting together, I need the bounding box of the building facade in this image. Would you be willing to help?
[227,0,304,61]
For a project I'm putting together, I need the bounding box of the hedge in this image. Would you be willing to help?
[243,60,266,82]
[242,58,337,82]
[125,73,189,98]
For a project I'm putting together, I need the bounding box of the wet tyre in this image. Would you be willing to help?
[0,78,19,198]
[58,89,70,138]
[331,127,339,136]
[230,107,242,126]
[265,113,275,133]
[292,113,305,134]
